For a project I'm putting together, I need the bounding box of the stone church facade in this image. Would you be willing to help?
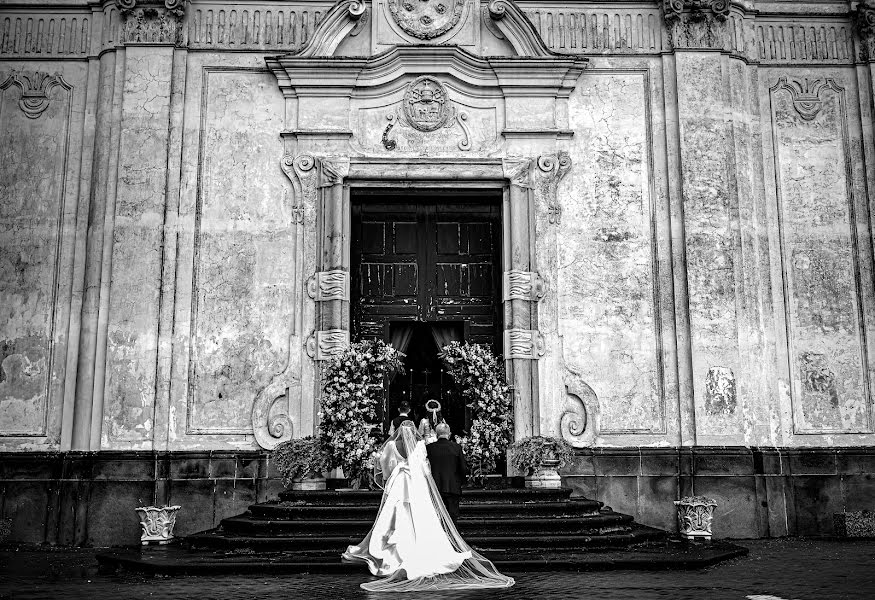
[2,0,875,545]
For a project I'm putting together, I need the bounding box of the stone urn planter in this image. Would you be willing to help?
[525,458,562,489]
[135,505,181,545]
[291,473,327,491]
[674,496,717,540]
[273,436,331,492]
[509,436,575,490]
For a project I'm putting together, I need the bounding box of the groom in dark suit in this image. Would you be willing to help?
[426,422,467,525]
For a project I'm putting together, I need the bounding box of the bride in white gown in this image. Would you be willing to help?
[342,421,515,592]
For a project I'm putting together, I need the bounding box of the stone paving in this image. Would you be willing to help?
[0,539,873,600]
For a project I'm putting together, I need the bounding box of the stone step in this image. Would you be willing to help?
[219,512,634,536]
[277,486,574,506]
[97,540,749,576]
[97,540,747,578]
[248,499,604,520]
[185,523,662,551]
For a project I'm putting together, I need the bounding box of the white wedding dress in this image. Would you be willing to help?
[342,422,515,592]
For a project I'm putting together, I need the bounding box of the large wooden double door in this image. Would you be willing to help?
[350,190,503,348]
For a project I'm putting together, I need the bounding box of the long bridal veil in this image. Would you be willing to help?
[343,421,515,592]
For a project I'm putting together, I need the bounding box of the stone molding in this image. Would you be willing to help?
[294,0,366,58]
[307,270,350,302]
[504,328,546,360]
[0,70,70,119]
[853,2,875,61]
[503,270,546,301]
[487,0,554,57]
[661,0,730,50]
[561,380,597,448]
[116,0,186,46]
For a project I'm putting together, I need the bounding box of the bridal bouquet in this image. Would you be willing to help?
[439,341,513,477]
[318,340,403,482]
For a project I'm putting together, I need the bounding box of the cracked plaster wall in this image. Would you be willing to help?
[2,2,875,452]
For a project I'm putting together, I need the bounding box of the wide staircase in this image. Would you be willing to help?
[96,483,747,575]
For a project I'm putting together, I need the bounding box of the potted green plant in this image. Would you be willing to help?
[509,435,575,489]
[272,436,330,491]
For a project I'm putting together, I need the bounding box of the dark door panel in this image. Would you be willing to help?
[351,192,502,349]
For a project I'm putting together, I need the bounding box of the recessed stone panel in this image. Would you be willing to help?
[559,70,664,434]
[770,76,872,434]
[0,72,71,439]
[187,68,292,434]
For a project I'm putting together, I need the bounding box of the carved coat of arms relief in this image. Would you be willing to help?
[379,76,474,152]
[388,0,466,40]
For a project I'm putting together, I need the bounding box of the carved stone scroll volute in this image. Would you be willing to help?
[535,152,572,225]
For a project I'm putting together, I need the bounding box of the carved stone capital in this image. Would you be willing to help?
[319,156,350,187]
[504,328,545,359]
[135,505,181,544]
[307,329,350,360]
[854,3,875,61]
[503,270,546,301]
[503,157,533,189]
[307,270,350,301]
[116,1,186,46]
[0,71,70,119]
[662,0,730,50]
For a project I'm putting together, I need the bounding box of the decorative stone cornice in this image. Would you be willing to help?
[662,0,730,50]
[116,0,186,46]
[853,2,875,61]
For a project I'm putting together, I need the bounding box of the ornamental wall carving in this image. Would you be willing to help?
[771,77,841,121]
[117,0,186,46]
[661,0,730,50]
[388,0,465,40]
[0,71,69,119]
[370,76,479,154]
[854,2,875,61]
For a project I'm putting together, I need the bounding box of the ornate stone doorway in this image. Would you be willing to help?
[251,0,588,451]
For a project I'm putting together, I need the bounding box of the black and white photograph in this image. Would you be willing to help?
[1,1,874,598]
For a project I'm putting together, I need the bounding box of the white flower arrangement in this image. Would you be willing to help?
[318,339,403,482]
[439,341,513,478]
